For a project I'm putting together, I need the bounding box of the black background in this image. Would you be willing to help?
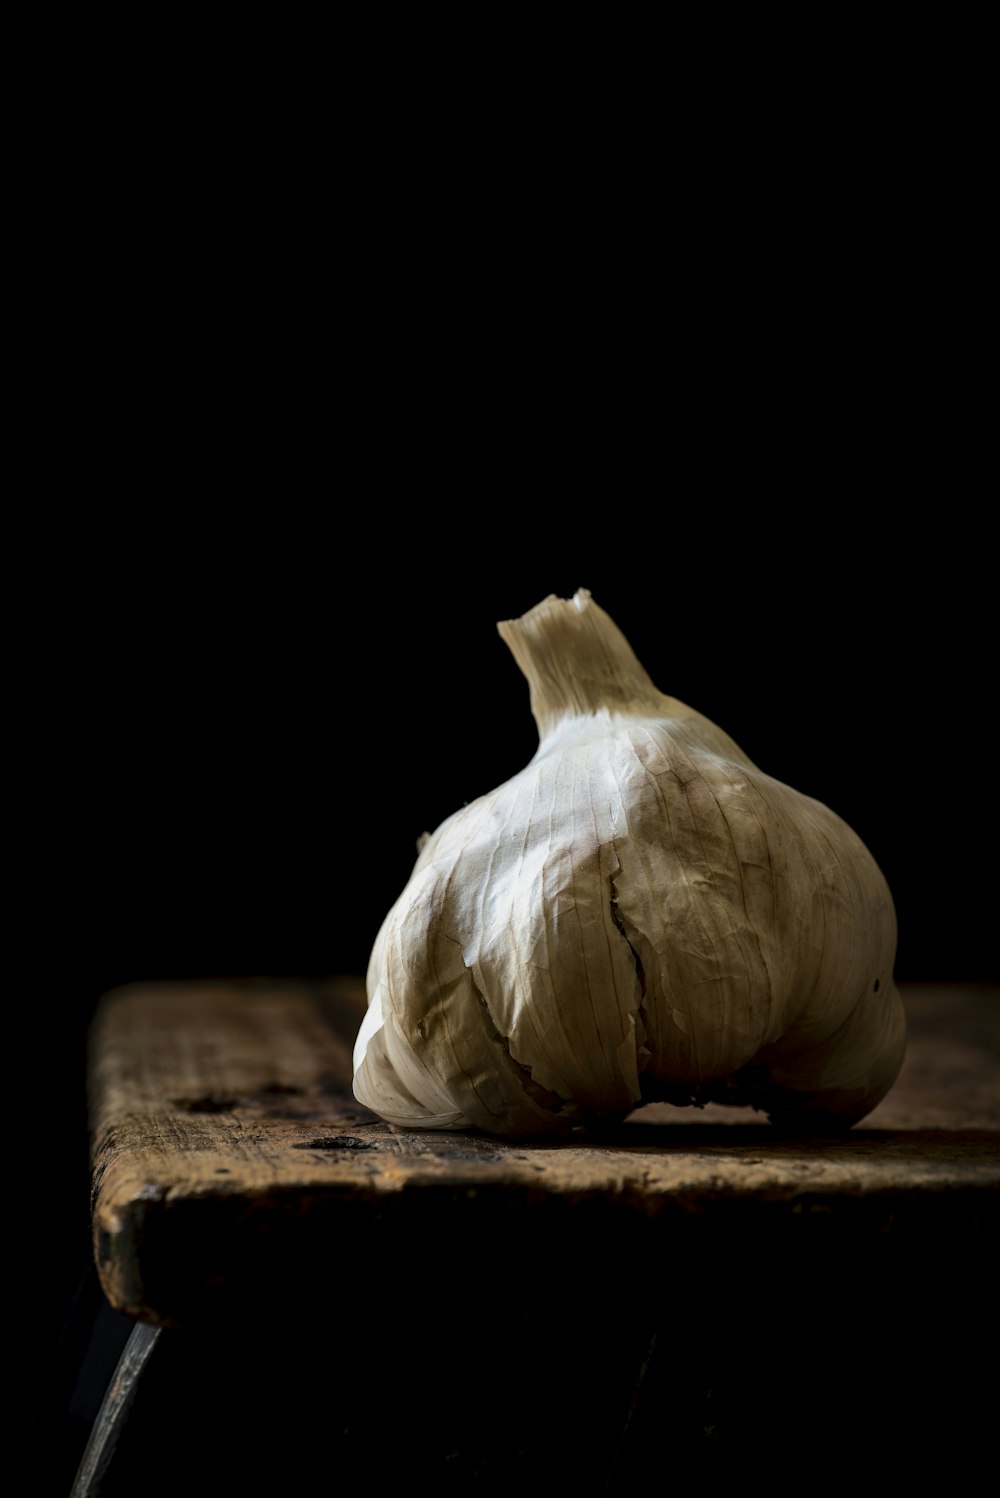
[65,507,996,1004]
[70,536,994,994]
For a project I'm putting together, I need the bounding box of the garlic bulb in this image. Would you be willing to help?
[353,589,905,1136]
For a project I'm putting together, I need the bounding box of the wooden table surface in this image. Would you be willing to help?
[87,982,999,1324]
[89,978,1000,1327]
[80,978,1000,1494]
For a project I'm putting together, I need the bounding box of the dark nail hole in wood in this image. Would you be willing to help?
[292,1136,377,1151]
[173,1095,238,1113]
[874,979,880,992]
[214,1167,231,1174]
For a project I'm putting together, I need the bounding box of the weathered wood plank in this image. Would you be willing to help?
[89,979,1000,1324]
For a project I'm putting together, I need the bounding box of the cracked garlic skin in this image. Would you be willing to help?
[353,589,905,1137]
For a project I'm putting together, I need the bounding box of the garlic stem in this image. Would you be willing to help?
[498,588,663,740]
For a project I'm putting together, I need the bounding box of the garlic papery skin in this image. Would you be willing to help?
[353,589,905,1138]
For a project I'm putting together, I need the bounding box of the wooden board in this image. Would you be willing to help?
[89,979,1000,1326]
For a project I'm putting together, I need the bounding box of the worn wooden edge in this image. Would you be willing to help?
[87,979,1000,1325]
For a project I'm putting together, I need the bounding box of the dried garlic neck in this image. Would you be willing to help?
[497,588,663,741]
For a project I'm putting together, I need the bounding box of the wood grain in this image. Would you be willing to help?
[88,978,1000,1326]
